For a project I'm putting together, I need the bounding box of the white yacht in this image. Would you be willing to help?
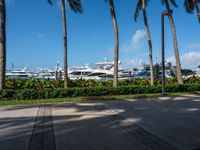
[5,60,132,81]
[68,59,131,81]
[6,66,32,79]
[36,68,56,80]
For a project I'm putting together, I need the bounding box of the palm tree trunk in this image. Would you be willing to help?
[168,16,183,84]
[0,0,6,90]
[109,0,119,87]
[61,0,68,88]
[195,3,200,23]
[142,0,154,85]
[163,0,183,84]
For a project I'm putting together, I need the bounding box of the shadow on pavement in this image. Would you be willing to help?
[0,95,199,150]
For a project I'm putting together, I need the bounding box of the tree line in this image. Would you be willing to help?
[0,0,199,90]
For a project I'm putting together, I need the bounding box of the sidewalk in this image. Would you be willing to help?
[0,95,200,150]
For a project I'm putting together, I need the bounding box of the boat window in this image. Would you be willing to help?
[70,71,92,75]
[136,71,150,76]
[82,72,92,75]
[106,75,113,78]
[71,72,81,75]
[88,73,106,76]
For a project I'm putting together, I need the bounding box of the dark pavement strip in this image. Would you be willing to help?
[29,103,178,150]
[94,104,178,150]
[28,105,55,150]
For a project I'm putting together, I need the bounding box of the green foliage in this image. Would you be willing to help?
[47,0,83,14]
[183,76,200,84]
[1,84,200,100]
[0,89,15,99]
[4,77,200,90]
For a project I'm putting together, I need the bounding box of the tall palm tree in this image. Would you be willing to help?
[184,0,200,23]
[105,0,119,87]
[162,0,183,84]
[0,0,6,90]
[48,0,83,88]
[134,0,154,86]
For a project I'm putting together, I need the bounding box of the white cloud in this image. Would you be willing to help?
[37,33,44,39]
[167,51,200,69]
[186,43,200,50]
[133,30,146,44]
[121,59,144,69]
[121,29,146,52]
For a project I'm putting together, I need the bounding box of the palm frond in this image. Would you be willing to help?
[170,0,178,8]
[47,0,52,5]
[161,0,178,8]
[68,0,83,14]
[161,0,165,5]
[134,0,142,22]
[184,0,194,14]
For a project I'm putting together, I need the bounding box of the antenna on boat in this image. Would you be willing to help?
[11,63,14,70]
[105,57,107,62]
[55,61,61,79]
[56,61,60,71]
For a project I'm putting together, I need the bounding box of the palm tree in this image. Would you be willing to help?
[184,0,200,23]
[0,0,6,90]
[48,0,83,88]
[134,0,154,86]
[162,0,183,84]
[105,0,119,87]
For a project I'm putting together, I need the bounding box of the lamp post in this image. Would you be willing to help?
[161,9,172,96]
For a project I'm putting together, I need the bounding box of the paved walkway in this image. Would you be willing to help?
[0,95,200,150]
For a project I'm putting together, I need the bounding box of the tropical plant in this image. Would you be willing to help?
[105,0,119,87]
[161,0,183,84]
[134,0,154,86]
[1,84,200,100]
[3,77,200,90]
[184,0,200,23]
[47,0,83,88]
[0,0,6,90]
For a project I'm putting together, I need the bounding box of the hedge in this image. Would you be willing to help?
[4,76,200,90]
[0,84,200,100]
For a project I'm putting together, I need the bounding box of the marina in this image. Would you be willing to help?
[5,60,200,80]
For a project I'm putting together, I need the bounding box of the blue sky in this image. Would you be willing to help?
[6,0,200,70]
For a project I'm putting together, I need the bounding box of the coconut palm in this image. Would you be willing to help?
[134,0,154,85]
[0,0,6,90]
[105,0,119,87]
[48,0,83,88]
[184,0,200,23]
[161,0,183,84]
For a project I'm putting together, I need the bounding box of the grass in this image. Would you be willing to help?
[0,91,199,106]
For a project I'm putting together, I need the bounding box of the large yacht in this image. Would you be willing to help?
[6,66,32,79]
[68,59,131,80]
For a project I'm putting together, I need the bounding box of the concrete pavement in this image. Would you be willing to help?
[0,95,200,150]
[0,105,38,150]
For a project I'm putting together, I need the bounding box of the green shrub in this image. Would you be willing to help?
[0,89,15,99]
[4,77,200,90]
[1,84,199,100]
[14,89,39,100]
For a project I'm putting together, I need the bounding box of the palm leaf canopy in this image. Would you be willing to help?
[47,0,83,13]
[161,0,178,8]
[184,0,200,14]
[134,0,150,22]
